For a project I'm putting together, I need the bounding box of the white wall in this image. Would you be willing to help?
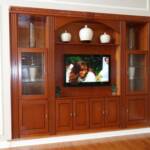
[0,5,3,139]
[7,0,150,16]
[0,1,11,141]
[0,0,150,141]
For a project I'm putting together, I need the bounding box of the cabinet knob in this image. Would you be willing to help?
[70,113,73,117]
[45,114,48,119]
[126,109,129,113]
[73,112,76,117]
[102,111,105,115]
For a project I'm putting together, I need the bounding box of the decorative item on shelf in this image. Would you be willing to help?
[128,54,135,91]
[100,32,111,43]
[129,66,135,80]
[56,86,61,97]
[79,25,93,42]
[60,30,72,42]
[29,56,37,82]
[29,21,36,48]
[128,26,136,50]
[129,67,135,91]
[111,84,117,95]
[29,66,37,82]
[22,66,30,82]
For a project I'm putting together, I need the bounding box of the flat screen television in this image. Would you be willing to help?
[64,54,111,87]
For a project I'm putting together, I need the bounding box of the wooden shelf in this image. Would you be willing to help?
[18,48,48,51]
[56,42,119,47]
[55,95,120,100]
[127,50,148,54]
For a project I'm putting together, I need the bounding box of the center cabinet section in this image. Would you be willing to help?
[54,16,121,98]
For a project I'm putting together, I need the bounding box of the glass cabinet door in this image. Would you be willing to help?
[21,52,46,95]
[128,54,147,92]
[18,15,46,48]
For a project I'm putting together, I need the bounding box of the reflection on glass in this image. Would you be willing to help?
[128,26,136,50]
[18,15,46,48]
[128,54,145,92]
[21,52,44,95]
[29,22,36,48]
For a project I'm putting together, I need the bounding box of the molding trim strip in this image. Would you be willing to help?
[25,0,149,11]
[0,128,150,149]
[0,6,3,138]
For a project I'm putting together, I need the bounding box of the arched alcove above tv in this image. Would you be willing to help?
[55,18,120,46]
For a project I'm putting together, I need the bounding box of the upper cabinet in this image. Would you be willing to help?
[11,13,50,137]
[126,22,148,51]
[126,22,149,94]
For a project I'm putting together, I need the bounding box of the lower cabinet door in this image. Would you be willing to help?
[56,100,73,131]
[127,95,148,126]
[19,100,48,136]
[73,99,89,130]
[90,98,105,128]
[105,97,119,127]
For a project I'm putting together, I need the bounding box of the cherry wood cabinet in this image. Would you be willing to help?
[127,95,148,126]
[56,97,119,132]
[56,100,72,131]
[56,99,89,131]
[125,22,149,127]
[90,98,105,128]
[90,97,119,128]
[10,7,150,138]
[20,100,48,136]
[126,22,148,95]
[10,11,55,138]
[105,97,119,127]
[73,99,89,130]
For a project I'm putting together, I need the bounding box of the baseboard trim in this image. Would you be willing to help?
[0,128,150,149]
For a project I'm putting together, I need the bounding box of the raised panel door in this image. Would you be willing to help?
[127,96,148,126]
[90,98,104,128]
[56,100,73,131]
[105,97,119,127]
[19,100,48,136]
[73,99,89,130]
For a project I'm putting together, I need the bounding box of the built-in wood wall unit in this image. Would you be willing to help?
[10,7,150,138]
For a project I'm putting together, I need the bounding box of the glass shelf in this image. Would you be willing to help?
[56,42,119,47]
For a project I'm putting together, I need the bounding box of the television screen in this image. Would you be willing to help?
[64,54,111,86]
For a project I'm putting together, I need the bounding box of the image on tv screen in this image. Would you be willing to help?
[64,54,111,86]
